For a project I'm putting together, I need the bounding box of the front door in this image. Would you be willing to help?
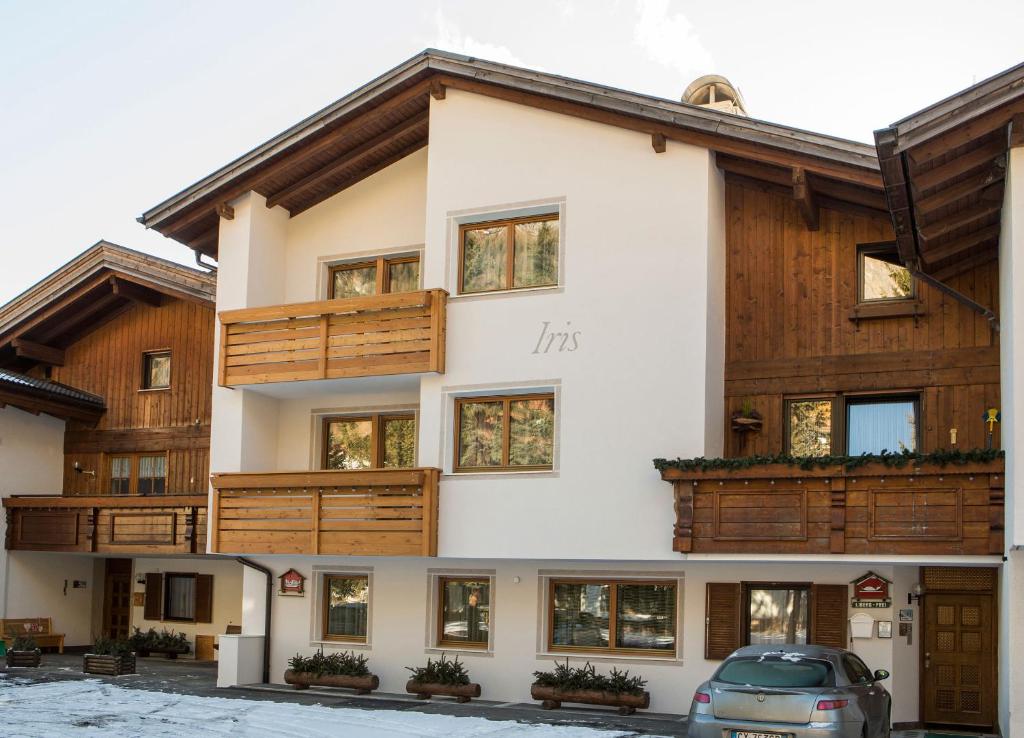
[102,559,133,640]
[922,592,994,728]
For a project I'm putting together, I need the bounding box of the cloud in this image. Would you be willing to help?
[633,0,715,78]
[430,8,530,67]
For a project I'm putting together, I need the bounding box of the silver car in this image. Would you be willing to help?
[687,645,891,738]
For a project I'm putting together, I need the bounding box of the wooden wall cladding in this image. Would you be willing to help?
[30,298,214,496]
[664,461,1003,556]
[723,180,1000,457]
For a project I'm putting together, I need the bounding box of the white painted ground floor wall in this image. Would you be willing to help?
[1,553,243,651]
[235,557,932,719]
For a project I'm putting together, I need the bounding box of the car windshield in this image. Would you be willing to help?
[715,656,834,688]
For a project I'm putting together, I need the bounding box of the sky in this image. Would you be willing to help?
[1,0,1022,303]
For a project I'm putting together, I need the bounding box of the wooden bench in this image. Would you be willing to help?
[1,618,65,653]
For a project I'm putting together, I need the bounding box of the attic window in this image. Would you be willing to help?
[142,351,171,390]
[858,244,914,302]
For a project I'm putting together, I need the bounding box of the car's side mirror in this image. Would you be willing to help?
[873,669,890,682]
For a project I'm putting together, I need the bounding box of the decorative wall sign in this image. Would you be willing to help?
[850,571,892,608]
[278,568,306,597]
[132,592,145,607]
[877,620,892,638]
[898,608,914,622]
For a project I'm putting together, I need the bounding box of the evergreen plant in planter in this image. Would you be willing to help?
[83,637,136,676]
[6,636,41,668]
[405,653,481,703]
[284,649,379,694]
[129,627,190,658]
[531,660,650,715]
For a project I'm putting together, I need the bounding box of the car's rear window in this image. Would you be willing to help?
[714,656,834,688]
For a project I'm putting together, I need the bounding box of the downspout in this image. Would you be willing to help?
[194,248,218,274]
[236,557,272,684]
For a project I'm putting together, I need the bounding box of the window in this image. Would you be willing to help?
[746,585,810,646]
[106,453,168,495]
[858,244,914,302]
[548,579,676,655]
[109,457,131,495]
[321,413,416,470]
[323,575,369,642]
[329,255,420,300]
[454,393,554,472]
[716,655,834,688]
[459,214,559,294]
[786,398,833,456]
[142,351,171,389]
[842,653,874,685]
[846,396,918,455]
[164,574,196,621]
[438,577,490,648]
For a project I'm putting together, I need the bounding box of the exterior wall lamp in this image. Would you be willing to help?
[907,583,924,605]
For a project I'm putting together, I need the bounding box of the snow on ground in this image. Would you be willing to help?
[0,676,650,737]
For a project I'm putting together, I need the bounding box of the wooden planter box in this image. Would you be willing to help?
[5,650,41,668]
[83,653,137,676]
[283,669,379,694]
[137,647,189,659]
[531,684,651,715]
[405,679,481,703]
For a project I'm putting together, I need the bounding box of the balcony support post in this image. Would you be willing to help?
[310,489,321,555]
[317,315,329,378]
[829,479,846,554]
[672,481,694,553]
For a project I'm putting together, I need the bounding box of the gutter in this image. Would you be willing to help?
[235,557,272,684]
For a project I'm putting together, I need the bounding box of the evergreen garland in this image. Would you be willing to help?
[654,447,1003,474]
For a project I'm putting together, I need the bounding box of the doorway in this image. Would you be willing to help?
[102,559,133,640]
[920,568,996,729]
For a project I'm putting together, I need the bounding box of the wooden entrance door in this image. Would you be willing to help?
[923,592,994,728]
[102,559,133,640]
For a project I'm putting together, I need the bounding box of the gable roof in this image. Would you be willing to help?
[0,368,105,422]
[140,49,886,257]
[874,62,1024,279]
[0,241,215,370]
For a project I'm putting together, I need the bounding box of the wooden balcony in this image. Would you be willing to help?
[660,460,1004,556]
[3,495,208,554]
[210,468,440,556]
[218,289,447,387]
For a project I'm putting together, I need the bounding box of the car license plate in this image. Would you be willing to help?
[732,732,786,738]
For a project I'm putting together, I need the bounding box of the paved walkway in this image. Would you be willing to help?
[2,652,688,736]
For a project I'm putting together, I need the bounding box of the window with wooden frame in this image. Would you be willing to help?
[459,213,559,294]
[329,255,420,300]
[846,394,919,456]
[704,582,847,660]
[106,453,168,495]
[437,577,491,648]
[857,244,914,303]
[321,413,416,470]
[143,572,213,624]
[785,397,835,457]
[548,579,677,656]
[142,350,171,390]
[322,574,369,642]
[454,393,554,472]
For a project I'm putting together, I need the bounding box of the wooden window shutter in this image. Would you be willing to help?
[705,582,742,659]
[195,574,214,623]
[144,573,163,621]
[810,584,848,648]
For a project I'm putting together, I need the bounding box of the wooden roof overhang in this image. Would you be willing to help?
[874,62,1024,280]
[0,241,216,373]
[0,369,105,422]
[140,50,887,257]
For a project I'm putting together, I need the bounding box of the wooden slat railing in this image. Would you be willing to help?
[210,468,440,556]
[218,289,447,387]
[3,495,208,554]
[660,460,1004,556]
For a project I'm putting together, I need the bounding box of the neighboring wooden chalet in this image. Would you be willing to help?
[0,241,215,554]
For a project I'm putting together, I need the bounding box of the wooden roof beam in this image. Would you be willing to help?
[918,203,1001,242]
[109,276,162,307]
[11,339,64,366]
[910,139,1007,192]
[921,224,1001,267]
[915,166,1005,218]
[265,110,428,210]
[1011,112,1024,148]
[651,132,666,153]
[793,167,820,231]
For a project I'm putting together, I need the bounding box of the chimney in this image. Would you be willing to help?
[682,75,747,117]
